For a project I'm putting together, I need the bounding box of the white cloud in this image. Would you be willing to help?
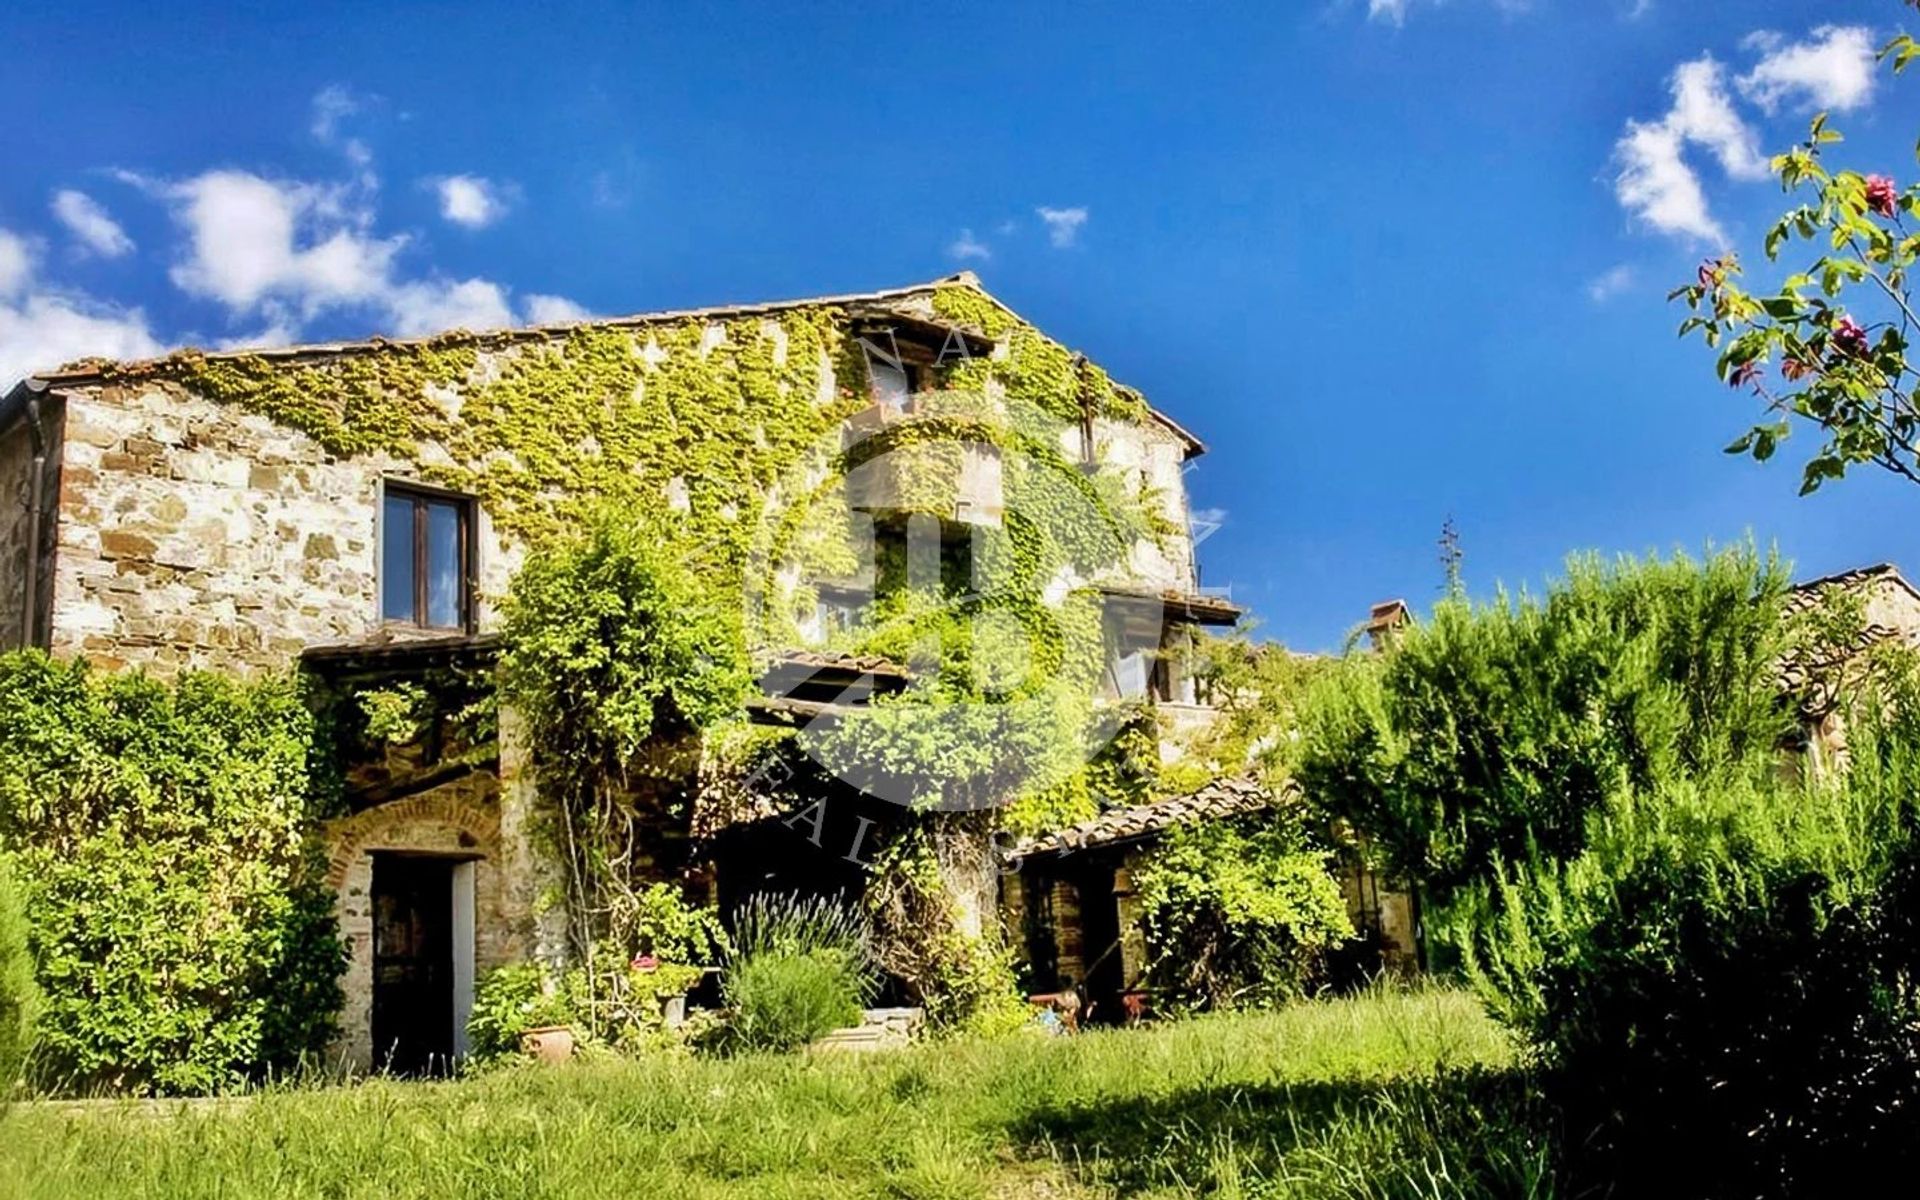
[0,231,32,298]
[147,166,539,342]
[1668,58,1768,180]
[51,190,134,258]
[0,293,162,387]
[1738,26,1878,114]
[1616,121,1724,243]
[1036,206,1089,248]
[1587,264,1636,303]
[947,228,992,261]
[432,175,513,229]
[385,278,516,336]
[1365,0,1530,24]
[522,293,592,324]
[1625,0,1653,18]
[1612,56,1767,244]
[213,309,305,352]
[310,84,361,143]
[162,169,402,317]
[0,226,161,386]
[310,84,373,170]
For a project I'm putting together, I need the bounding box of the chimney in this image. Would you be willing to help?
[1364,599,1411,651]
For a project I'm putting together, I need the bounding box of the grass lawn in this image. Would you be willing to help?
[0,988,1555,1199]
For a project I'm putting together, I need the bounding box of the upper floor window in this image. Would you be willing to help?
[381,483,473,630]
[870,358,918,410]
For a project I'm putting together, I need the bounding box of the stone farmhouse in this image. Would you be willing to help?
[0,273,1258,1071]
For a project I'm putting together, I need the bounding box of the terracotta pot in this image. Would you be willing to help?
[519,1024,576,1063]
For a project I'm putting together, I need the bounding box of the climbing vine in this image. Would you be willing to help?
[93,280,1201,1030]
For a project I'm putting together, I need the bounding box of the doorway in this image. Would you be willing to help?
[371,854,475,1075]
[1071,862,1126,1025]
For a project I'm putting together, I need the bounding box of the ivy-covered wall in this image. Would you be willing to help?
[34,279,1200,679]
[17,276,1224,1046]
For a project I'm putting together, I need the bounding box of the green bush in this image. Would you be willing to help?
[723,893,875,1052]
[0,652,342,1094]
[0,848,39,1092]
[1458,743,1920,1193]
[1296,544,1920,1189]
[1299,545,1798,906]
[466,965,575,1064]
[1134,813,1353,1009]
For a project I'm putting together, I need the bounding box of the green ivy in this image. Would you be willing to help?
[1133,814,1352,1010]
[500,510,752,963]
[0,652,342,1095]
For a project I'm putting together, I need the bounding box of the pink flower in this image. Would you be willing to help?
[632,954,658,972]
[1867,175,1900,218]
[1833,317,1870,358]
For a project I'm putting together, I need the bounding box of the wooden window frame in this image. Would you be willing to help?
[382,481,476,632]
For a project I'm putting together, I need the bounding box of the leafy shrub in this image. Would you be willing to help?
[1298,545,1798,906]
[1365,568,1920,1192]
[0,848,38,1092]
[723,893,876,1052]
[861,823,1027,1033]
[1458,739,1920,1194]
[466,965,576,1063]
[1295,544,1920,1188]
[1134,813,1352,1009]
[500,509,753,961]
[0,652,342,1094]
[469,943,715,1065]
[625,882,728,965]
[501,510,752,769]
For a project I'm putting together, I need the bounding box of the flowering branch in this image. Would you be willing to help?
[1674,37,1920,495]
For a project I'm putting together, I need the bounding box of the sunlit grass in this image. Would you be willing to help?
[0,986,1553,1199]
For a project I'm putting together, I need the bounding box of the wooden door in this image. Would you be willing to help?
[372,855,455,1075]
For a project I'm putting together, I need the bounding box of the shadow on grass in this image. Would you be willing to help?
[1007,1068,1567,1198]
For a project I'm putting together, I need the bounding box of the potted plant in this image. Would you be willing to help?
[468,964,579,1064]
[631,954,705,1027]
[517,988,579,1062]
[627,882,729,1024]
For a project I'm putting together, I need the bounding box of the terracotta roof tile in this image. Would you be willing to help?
[1010,776,1287,859]
[764,649,910,677]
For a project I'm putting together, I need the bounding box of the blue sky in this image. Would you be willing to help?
[1,0,1914,649]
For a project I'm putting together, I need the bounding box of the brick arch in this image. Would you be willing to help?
[325,789,500,888]
[323,777,521,1072]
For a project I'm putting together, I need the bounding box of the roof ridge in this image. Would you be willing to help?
[29,274,977,384]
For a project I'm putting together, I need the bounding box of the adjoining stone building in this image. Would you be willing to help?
[0,273,1250,1070]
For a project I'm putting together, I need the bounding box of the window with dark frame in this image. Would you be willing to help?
[381,484,474,630]
[870,358,918,409]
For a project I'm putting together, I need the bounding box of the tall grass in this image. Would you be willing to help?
[0,848,38,1097]
[0,987,1550,1199]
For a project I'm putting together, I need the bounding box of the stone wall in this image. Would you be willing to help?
[48,385,515,676]
[322,773,523,1072]
[1096,413,1197,594]
[0,400,62,651]
[0,414,35,649]
[38,308,1204,679]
